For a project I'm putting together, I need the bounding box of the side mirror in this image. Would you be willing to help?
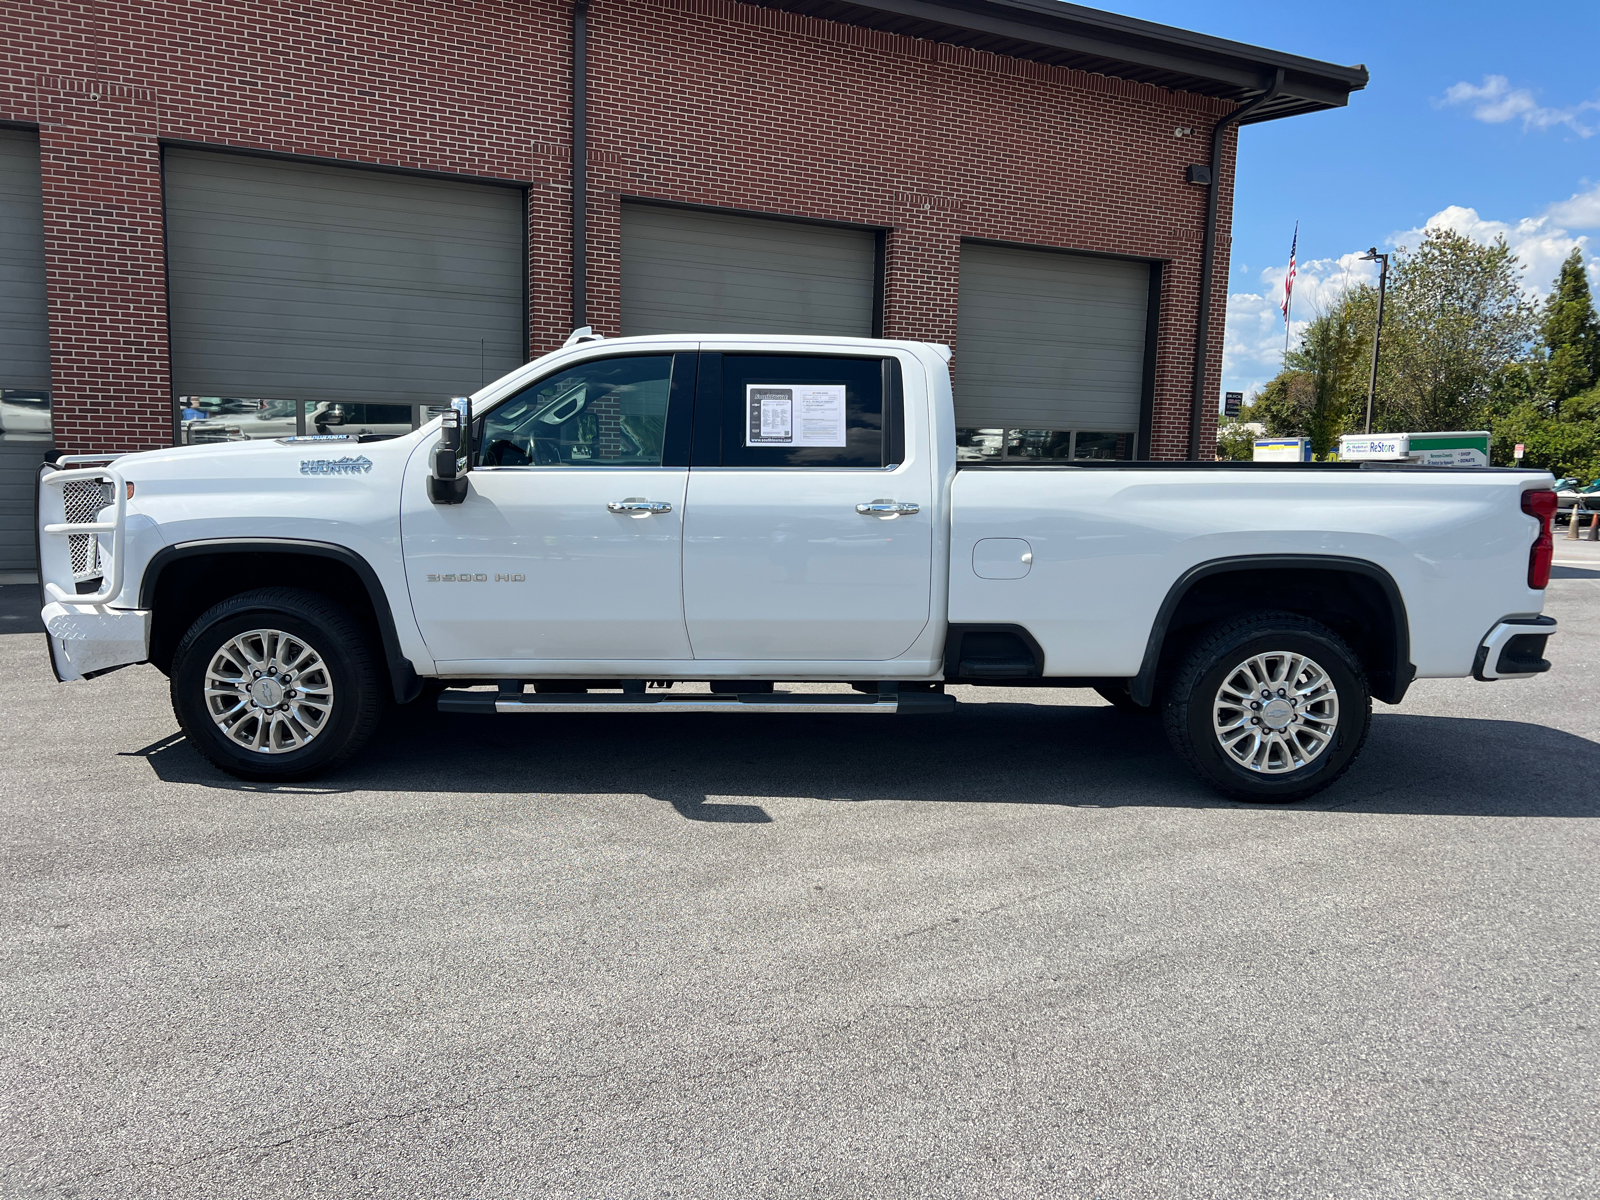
[428,397,471,505]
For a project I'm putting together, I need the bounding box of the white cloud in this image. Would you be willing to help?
[1221,182,1600,404]
[1547,182,1600,229]
[1440,75,1599,137]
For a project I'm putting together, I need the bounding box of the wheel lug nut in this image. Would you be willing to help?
[253,670,262,678]
[1277,688,1286,697]
[1250,701,1261,710]
[286,689,296,698]
[1251,717,1260,725]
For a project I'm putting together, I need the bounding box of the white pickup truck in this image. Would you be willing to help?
[37,333,1559,801]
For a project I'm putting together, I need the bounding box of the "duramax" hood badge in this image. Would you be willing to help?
[300,455,373,476]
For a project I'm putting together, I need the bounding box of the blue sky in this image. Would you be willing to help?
[1107,0,1600,402]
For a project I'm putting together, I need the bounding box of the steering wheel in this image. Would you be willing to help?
[482,438,530,467]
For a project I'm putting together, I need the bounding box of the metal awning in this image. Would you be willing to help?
[751,0,1368,120]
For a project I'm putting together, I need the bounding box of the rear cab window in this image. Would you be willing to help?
[696,353,904,468]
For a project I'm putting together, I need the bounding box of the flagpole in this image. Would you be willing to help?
[1282,221,1297,360]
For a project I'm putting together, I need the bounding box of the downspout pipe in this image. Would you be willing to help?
[572,0,589,330]
[1187,67,1283,459]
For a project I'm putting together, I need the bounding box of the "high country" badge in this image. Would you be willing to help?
[299,455,373,476]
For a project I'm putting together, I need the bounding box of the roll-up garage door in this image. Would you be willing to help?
[955,243,1150,460]
[0,129,53,573]
[620,203,876,337]
[165,149,525,410]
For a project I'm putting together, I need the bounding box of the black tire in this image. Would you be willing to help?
[1163,612,1371,803]
[170,588,384,782]
[1093,682,1153,714]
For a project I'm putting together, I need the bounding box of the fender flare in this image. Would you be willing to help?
[1130,553,1414,707]
[140,537,423,704]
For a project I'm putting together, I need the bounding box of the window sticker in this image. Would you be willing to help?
[744,384,847,447]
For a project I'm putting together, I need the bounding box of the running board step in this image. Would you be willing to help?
[437,691,955,715]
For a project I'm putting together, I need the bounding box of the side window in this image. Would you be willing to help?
[715,354,898,468]
[479,355,675,467]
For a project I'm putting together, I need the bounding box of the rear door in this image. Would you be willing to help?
[681,350,932,662]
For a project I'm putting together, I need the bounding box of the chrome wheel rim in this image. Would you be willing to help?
[1212,650,1339,774]
[205,628,335,755]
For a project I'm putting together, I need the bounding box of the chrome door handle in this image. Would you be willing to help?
[607,498,672,515]
[856,499,919,517]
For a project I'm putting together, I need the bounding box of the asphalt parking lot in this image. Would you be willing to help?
[3,558,1597,1199]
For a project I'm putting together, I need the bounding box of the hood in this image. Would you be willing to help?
[111,430,426,487]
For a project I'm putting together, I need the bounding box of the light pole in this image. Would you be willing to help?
[1359,247,1389,435]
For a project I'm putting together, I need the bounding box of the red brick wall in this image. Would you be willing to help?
[30,78,170,455]
[3,0,1237,457]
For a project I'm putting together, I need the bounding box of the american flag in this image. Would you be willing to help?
[1282,223,1298,331]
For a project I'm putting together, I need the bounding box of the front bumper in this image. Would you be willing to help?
[1473,615,1556,681]
[43,602,151,681]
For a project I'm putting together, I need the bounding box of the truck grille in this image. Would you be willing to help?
[61,478,113,581]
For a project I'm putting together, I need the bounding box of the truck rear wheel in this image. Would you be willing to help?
[170,588,384,782]
[1163,612,1371,803]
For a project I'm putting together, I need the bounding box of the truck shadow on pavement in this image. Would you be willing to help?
[131,697,1600,821]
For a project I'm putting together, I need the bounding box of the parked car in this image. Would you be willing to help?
[38,333,1559,802]
[1555,479,1600,521]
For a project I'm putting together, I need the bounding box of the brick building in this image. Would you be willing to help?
[0,0,1365,569]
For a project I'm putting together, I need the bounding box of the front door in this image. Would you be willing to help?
[682,351,933,661]
[401,351,696,666]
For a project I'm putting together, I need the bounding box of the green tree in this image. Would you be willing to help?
[1286,303,1365,457]
[1245,371,1311,439]
[1246,229,1537,455]
[1372,228,1536,432]
[1488,360,1539,420]
[1539,248,1600,411]
[1241,297,1367,456]
[1484,251,1600,475]
[1492,384,1600,481]
[1216,420,1255,461]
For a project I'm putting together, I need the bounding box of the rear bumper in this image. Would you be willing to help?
[42,602,151,681]
[1473,615,1556,681]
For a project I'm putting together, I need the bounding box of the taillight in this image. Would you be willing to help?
[1522,489,1557,589]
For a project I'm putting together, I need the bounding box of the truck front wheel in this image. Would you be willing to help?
[1163,612,1371,803]
[170,588,384,781]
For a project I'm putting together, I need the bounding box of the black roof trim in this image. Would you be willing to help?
[749,0,1368,121]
